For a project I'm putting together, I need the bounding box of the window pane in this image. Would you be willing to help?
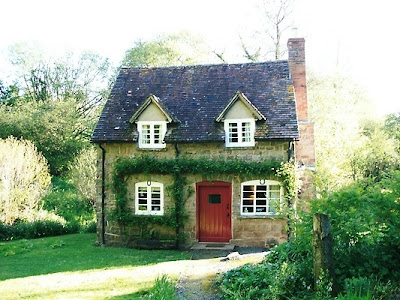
[151,206,161,211]
[229,123,238,143]
[138,205,147,211]
[269,199,277,213]
[243,191,255,198]
[208,194,221,204]
[243,185,255,191]
[153,124,162,144]
[242,122,251,142]
[242,206,253,213]
[141,125,151,144]
[243,199,253,206]
[256,191,266,198]
[256,200,266,205]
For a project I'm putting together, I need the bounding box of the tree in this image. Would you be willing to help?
[67,147,97,207]
[0,99,90,175]
[240,0,294,61]
[307,73,374,192]
[122,32,213,68]
[0,80,19,105]
[383,113,400,152]
[8,45,113,116]
[0,137,51,225]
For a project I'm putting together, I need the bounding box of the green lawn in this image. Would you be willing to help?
[0,233,190,299]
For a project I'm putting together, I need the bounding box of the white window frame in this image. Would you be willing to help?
[240,180,283,216]
[135,181,164,215]
[137,121,167,149]
[224,119,255,147]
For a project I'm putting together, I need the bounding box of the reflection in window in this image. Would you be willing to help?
[135,182,164,215]
[241,180,282,216]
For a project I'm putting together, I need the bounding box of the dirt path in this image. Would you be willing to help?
[175,251,268,300]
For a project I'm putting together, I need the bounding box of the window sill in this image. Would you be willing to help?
[238,214,281,219]
[137,146,167,151]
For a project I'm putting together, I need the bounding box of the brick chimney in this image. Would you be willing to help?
[288,38,308,121]
[287,38,315,168]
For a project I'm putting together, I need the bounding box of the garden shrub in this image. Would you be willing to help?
[217,241,314,300]
[312,171,400,284]
[0,136,51,225]
[217,170,400,299]
[0,220,79,241]
[337,277,400,300]
[41,177,95,225]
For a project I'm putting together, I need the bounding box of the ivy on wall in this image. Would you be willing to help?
[110,155,297,245]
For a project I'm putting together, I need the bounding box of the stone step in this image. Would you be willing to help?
[190,242,235,251]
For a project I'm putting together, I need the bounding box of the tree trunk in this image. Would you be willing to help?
[312,213,338,296]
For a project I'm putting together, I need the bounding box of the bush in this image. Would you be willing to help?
[67,147,97,207]
[312,171,400,284]
[41,177,95,225]
[0,219,79,241]
[0,137,51,225]
[338,277,400,300]
[217,241,314,300]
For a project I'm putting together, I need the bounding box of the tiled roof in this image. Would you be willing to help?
[91,61,299,143]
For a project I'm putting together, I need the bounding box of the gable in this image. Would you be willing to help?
[135,102,168,122]
[224,99,257,119]
[216,91,266,122]
[129,94,175,124]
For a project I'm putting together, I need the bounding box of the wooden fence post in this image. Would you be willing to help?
[313,213,338,295]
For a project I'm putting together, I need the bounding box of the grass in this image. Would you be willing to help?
[0,233,190,299]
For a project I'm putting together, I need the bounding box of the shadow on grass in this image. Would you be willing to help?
[0,233,190,281]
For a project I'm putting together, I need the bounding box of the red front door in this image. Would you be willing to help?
[197,182,232,242]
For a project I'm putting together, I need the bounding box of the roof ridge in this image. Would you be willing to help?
[120,60,289,71]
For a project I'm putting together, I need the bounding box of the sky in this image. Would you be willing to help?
[1,0,399,115]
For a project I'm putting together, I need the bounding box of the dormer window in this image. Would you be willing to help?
[216,92,265,148]
[129,94,176,150]
[224,119,255,147]
[137,121,167,149]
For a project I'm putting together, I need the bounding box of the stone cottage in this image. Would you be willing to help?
[91,38,315,249]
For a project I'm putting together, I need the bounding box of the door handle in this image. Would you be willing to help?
[227,213,230,217]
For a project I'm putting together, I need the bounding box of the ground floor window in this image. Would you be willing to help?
[241,180,282,216]
[135,181,164,215]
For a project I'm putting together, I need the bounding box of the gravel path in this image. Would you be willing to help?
[175,251,268,300]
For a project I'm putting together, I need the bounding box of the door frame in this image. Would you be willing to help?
[196,181,232,242]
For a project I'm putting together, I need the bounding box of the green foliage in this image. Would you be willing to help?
[0,220,79,241]
[217,242,314,299]
[350,122,399,181]
[0,137,51,225]
[0,81,19,105]
[41,177,95,225]
[122,32,213,68]
[0,100,90,175]
[8,45,112,109]
[384,113,400,152]
[141,275,178,300]
[308,73,374,193]
[337,277,400,300]
[67,146,97,206]
[312,171,400,283]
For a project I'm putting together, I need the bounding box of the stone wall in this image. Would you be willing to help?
[95,140,290,248]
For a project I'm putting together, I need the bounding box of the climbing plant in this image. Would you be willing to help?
[110,155,297,246]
